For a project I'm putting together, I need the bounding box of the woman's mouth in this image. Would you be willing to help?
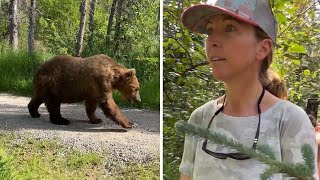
[210,57,226,62]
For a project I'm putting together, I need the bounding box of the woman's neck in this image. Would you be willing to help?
[222,77,264,116]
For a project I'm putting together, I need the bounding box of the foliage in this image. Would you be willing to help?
[0,133,104,179]
[163,0,320,178]
[175,121,316,180]
[0,145,14,180]
[0,50,51,96]
[0,0,160,110]
[106,160,160,180]
[0,132,159,179]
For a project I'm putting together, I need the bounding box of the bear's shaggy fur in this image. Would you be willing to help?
[28,54,141,129]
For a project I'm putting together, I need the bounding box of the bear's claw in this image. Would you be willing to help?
[123,122,137,129]
[50,117,70,125]
[90,118,103,124]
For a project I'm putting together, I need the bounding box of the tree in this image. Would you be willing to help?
[9,0,18,50]
[0,0,2,17]
[88,0,96,53]
[28,0,36,53]
[105,0,117,50]
[113,0,125,51]
[75,0,88,57]
[155,5,160,36]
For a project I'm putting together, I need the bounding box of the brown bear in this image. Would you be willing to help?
[28,54,141,129]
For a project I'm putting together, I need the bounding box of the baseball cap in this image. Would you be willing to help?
[181,0,278,42]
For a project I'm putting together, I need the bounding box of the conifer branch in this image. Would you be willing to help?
[175,121,315,180]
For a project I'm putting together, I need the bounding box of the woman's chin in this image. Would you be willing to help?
[211,71,228,81]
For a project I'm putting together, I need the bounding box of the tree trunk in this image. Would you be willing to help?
[113,0,125,51]
[9,0,18,50]
[75,0,88,57]
[0,0,2,15]
[105,0,117,50]
[88,0,96,53]
[155,5,160,36]
[28,0,36,53]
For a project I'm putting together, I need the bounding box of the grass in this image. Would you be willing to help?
[0,50,159,110]
[106,160,160,180]
[0,132,159,179]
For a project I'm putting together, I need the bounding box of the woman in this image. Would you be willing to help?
[179,0,318,179]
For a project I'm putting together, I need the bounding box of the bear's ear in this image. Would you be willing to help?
[124,69,136,79]
[128,68,136,75]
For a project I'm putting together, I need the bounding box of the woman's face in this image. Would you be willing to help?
[205,14,262,81]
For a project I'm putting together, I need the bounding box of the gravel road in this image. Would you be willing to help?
[0,93,160,166]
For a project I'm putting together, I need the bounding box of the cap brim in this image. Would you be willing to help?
[181,4,258,34]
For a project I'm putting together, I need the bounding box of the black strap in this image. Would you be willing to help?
[207,87,265,149]
[207,95,226,128]
[207,87,265,150]
[252,87,265,149]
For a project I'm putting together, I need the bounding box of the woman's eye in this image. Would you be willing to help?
[225,24,236,32]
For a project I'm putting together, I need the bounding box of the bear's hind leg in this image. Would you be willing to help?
[28,96,43,118]
[85,100,102,124]
[46,95,70,125]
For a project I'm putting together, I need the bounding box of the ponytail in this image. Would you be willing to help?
[260,69,288,100]
[255,27,288,100]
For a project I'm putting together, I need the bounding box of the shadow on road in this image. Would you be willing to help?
[0,103,159,134]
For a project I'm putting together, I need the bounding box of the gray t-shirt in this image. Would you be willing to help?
[179,100,318,180]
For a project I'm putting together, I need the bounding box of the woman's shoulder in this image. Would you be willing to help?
[264,92,308,120]
[278,100,308,118]
[188,99,218,125]
[275,100,312,128]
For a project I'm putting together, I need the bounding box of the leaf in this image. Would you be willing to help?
[284,54,299,60]
[288,44,307,54]
[303,69,311,77]
[293,60,301,65]
[176,33,182,38]
[312,71,318,79]
[301,144,315,175]
[276,13,287,24]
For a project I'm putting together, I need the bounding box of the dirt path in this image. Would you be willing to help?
[0,93,160,165]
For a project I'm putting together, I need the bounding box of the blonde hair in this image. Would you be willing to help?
[255,27,288,100]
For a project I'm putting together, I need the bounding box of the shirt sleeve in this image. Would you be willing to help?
[179,107,204,176]
[280,103,319,180]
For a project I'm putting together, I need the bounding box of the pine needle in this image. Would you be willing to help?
[175,120,316,179]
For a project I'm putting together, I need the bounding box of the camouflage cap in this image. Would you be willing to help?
[181,0,278,42]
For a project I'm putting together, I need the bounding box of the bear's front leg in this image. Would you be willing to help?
[99,98,134,129]
[85,100,102,124]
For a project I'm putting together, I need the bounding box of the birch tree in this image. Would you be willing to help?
[75,0,88,57]
[88,0,96,52]
[9,0,18,50]
[28,0,36,53]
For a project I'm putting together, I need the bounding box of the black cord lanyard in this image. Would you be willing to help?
[207,88,265,149]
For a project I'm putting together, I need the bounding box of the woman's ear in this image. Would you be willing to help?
[256,39,273,61]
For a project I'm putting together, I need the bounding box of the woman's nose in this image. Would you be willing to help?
[206,36,222,48]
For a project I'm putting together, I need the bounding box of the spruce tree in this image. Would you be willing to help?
[175,121,316,180]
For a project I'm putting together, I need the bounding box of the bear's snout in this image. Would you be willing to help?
[135,93,141,102]
[135,92,141,102]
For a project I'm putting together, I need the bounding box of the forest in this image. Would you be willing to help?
[0,0,160,110]
[163,0,320,179]
[0,0,160,179]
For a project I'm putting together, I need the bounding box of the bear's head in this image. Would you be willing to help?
[114,69,141,103]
